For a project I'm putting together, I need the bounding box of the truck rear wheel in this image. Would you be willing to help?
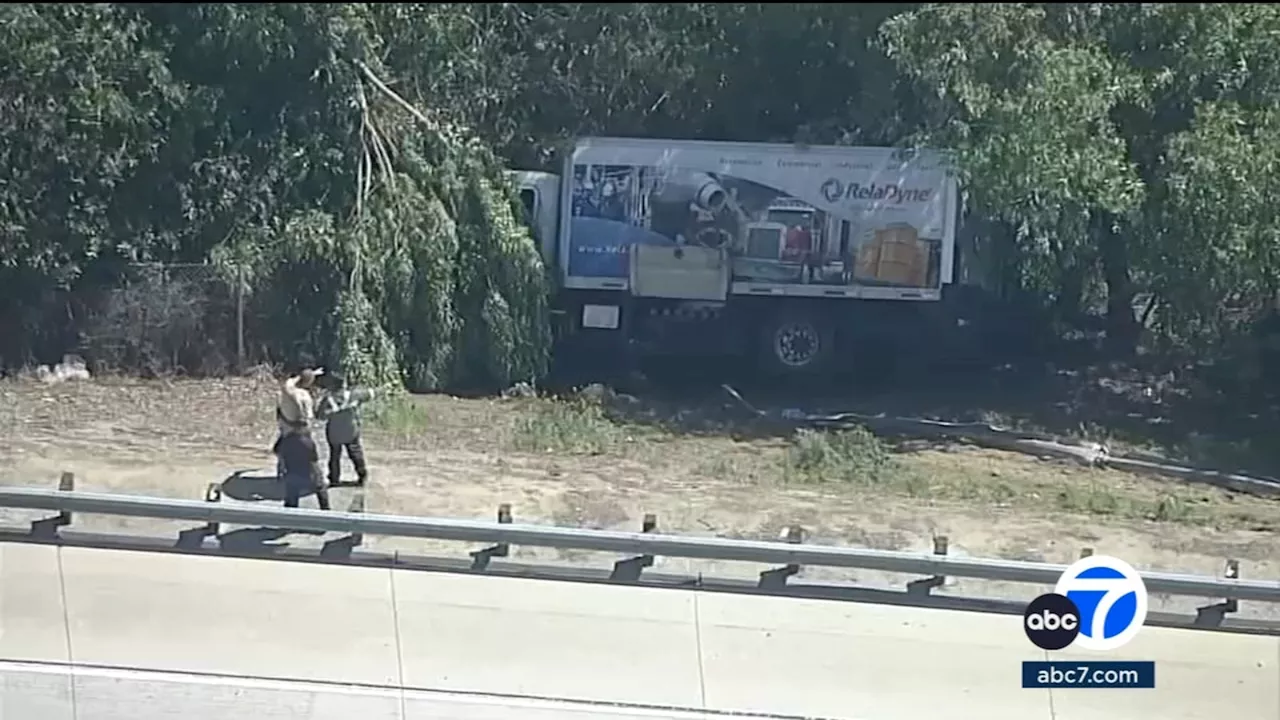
[758,311,832,377]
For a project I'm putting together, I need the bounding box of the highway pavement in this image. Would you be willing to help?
[1,542,1276,719]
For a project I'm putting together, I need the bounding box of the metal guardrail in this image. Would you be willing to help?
[2,485,1278,607]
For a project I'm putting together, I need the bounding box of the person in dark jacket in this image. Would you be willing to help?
[273,430,331,510]
[316,374,373,486]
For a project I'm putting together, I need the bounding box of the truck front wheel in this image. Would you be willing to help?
[758,311,832,377]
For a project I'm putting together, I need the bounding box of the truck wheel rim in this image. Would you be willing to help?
[775,323,820,367]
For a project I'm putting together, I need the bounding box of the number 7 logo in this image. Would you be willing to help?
[1055,556,1149,652]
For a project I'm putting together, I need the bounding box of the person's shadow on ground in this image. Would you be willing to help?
[221,469,362,503]
[180,470,327,554]
[221,469,291,502]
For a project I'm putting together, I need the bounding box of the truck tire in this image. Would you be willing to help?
[758,310,832,378]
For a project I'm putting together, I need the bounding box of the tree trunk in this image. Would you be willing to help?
[1096,213,1139,356]
[1054,261,1086,329]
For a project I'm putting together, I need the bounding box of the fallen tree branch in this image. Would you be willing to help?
[356,59,442,135]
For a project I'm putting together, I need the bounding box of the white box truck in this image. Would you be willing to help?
[512,136,978,379]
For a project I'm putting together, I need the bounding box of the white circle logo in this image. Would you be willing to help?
[1054,555,1148,651]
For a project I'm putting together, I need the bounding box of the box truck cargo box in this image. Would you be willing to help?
[557,137,957,301]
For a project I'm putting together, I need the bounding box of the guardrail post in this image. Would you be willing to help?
[204,483,223,536]
[907,535,950,597]
[1195,559,1241,628]
[758,525,805,590]
[470,503,513,571]
[610,513,659,582]
[321,491,365,559]
[348,492,365,547]
[30,472,76,539]
[58,472,75,522]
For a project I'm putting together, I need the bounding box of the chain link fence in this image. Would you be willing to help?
[79,263,256,376]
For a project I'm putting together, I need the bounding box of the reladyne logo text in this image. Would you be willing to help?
[820,178,935,205]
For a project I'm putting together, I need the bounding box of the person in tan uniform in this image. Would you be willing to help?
[274,367,323,479]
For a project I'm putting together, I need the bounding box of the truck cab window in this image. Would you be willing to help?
[518,188,538,225]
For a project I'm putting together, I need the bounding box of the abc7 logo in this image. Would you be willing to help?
[1023,593,1082,650]
[1025,555,1149,651]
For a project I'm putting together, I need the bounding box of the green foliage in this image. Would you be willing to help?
[364,392,434,437]
[783,427,901,485]
[1151,102,1280,347]
[885,3,1280,349]
[5,2,1280,377]
[0,3,551,389]
[509,395,628,456]
[883,5,1144,308]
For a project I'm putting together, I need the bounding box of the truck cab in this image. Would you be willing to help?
[509,169,560,267]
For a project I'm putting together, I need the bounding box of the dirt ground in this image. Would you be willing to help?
[1,373,1277,620]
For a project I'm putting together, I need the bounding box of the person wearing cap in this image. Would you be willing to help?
[316,374,374,486]
[274,367,323,478]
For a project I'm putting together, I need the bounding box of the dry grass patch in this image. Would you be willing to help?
[447,393,1280,532]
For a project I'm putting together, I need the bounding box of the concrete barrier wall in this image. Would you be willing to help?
[2,543,1276,720]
